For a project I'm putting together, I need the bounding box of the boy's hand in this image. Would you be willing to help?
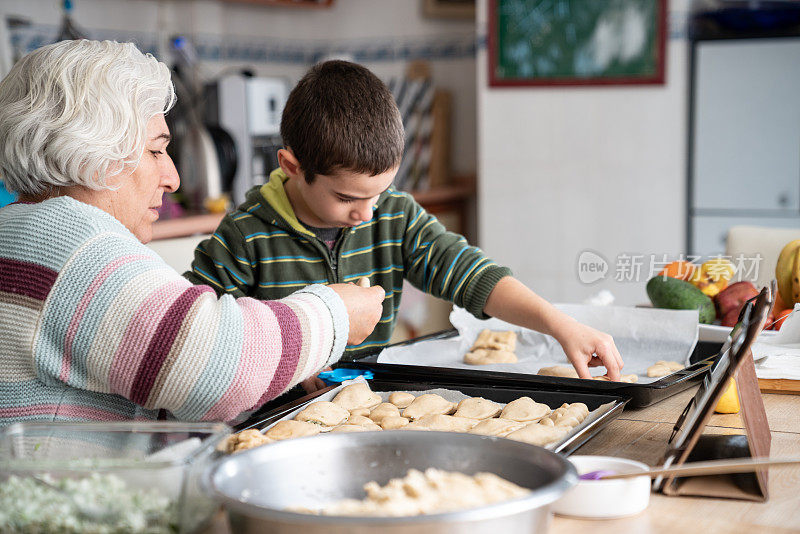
[552,320,623,381]
[329,282,385,345]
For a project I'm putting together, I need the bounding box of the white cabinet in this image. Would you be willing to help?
[690,37,800,256]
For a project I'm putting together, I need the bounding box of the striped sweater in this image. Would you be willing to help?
[186,169,511,358]
[0,197,348,426]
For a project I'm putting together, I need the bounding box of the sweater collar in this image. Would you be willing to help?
[259,169,315,237]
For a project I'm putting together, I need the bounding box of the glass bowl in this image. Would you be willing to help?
[0,420,230,533]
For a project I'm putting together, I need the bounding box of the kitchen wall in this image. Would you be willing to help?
[0,0,477,176]
[476,0,692,306]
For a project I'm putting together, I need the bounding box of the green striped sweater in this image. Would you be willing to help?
[186,169,511,358]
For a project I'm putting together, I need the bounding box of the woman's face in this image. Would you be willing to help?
[107,114,179,243]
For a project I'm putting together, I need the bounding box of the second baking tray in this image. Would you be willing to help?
[237,379,628,456]
[343,329,716,408]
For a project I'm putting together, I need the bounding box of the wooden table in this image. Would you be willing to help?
[206,387,800,533]
[551,388,800,534]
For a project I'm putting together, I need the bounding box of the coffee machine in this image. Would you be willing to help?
[205,74,288,205]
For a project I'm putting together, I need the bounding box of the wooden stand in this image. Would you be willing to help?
[661,351,771,501]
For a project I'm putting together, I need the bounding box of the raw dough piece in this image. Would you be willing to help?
[332,382,382,411]
[350,408,371,417]
[307,468,530,517]
[404,414,479,432]
[500,397,550,422]
[593,374,639,383]
[369,402,401,423]
[647,360,684,378]
[220,429,273,453]
[505,423,567,447]
[346,414,383,430]
[331,424,370,433]
[380,416,410,430]
[464,349,518,365]
[471,329,517,352]
[388,392,415,409]
[537,417,555,427]
[265,420,322,441]
[547,403,589,425]
[538,366,579,378]
[294,401,349,427]
[554,416,581,428]
[468,418,525,437]
[454,397,503,420]
[402,394,456,421]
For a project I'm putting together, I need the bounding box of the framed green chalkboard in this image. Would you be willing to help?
[488,0,667,87]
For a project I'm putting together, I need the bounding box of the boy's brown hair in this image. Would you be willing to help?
[280,60,404,183]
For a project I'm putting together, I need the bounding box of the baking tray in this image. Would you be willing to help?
[342,330,718,408]
[235,379,628,457]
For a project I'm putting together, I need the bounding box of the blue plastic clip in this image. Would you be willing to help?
[318,368,374,386]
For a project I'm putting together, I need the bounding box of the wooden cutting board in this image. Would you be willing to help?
[758,378,800,394]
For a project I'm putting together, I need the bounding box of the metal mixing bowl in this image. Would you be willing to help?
[205,430,577,534]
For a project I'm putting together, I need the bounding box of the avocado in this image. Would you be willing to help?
[646,276,716,324]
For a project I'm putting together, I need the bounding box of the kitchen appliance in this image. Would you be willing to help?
[205,431,577,534]
[205,74,288,205]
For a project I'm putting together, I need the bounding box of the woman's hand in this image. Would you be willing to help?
[551,319,623,381]
[300,367,332,394]
[329,281,385,345]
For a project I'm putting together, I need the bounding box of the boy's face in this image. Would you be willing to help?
[288,167,398,229]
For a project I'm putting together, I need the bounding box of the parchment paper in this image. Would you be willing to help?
[377,305,699,384]
[753,305,800,380]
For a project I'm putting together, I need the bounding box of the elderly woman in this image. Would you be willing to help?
[0,40,385,426]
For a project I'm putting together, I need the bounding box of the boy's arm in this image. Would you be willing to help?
[184,214,256,298]
[401,198,511,318]
[483,276,623,380]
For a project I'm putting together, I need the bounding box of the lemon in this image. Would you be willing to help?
[714,378,740,414]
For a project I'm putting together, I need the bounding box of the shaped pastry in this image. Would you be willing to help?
[332,382,382,411]
[404,414,478,432]
[350,408,371,417]
[464,349,518,365]
[499,397,550,422]
[454,397,503,420]
[265,420,322,441]
[593,374,639,383]
[548,403,589,425]
[647,360,684,378]
[294,401,349,427]
[220,428,273,453]
[346,414,383,430]
[331,424,370,433]
[537,365,579,378]
[402,394,456,421]
[471,329,517,352]
[554,415,581,428]
[468,418,525,437]
[537,417,555,427]
[380,416,410,430]
[369,402,401,423]
[388,391,415,409]
[505,423,567,447]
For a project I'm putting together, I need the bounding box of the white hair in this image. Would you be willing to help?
[0,40,176,195]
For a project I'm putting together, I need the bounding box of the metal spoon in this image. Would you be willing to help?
[580,456,800,481]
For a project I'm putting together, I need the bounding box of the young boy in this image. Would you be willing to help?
[186,60,623,379]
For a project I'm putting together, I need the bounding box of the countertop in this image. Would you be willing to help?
[204,387,800,533]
